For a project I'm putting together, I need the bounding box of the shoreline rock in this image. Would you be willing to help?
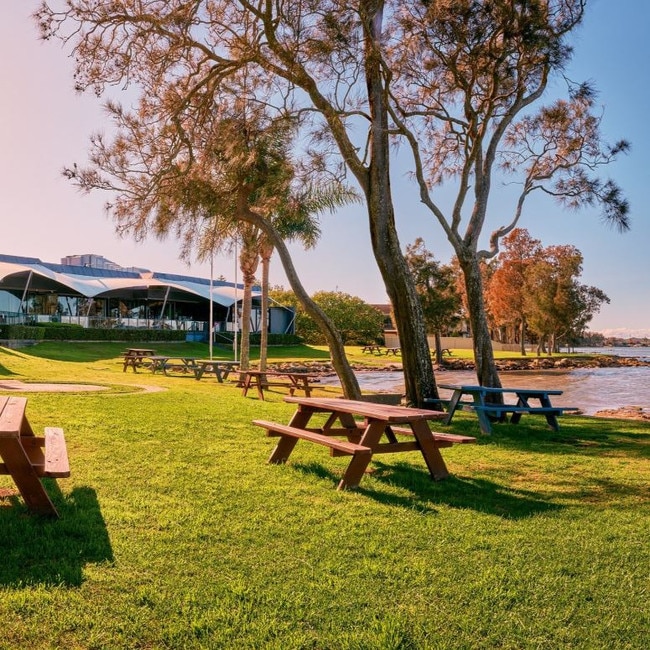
[439,354,650,371]
[268,354,650,375]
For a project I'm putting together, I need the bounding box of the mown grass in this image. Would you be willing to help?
[0,342,648,649]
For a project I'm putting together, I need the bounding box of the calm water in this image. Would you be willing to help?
[319,347,650,415]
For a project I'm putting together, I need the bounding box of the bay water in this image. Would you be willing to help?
[318,347,650,415]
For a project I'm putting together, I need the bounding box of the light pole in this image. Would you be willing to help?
[233,236,239,363]
[209,253,214,360]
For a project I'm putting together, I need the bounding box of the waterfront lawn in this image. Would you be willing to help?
[0,344,648,649]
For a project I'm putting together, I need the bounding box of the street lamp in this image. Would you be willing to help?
[209,253,214,360]
[233,236,239,363]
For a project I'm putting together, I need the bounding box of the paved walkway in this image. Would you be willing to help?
[0,380,164,393]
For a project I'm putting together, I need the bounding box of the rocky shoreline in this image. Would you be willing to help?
[439,354,650,371]
[269,353,650,376]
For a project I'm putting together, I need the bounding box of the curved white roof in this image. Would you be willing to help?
[0,259,257,307]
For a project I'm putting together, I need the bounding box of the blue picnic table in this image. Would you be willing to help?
[437,383,579,435]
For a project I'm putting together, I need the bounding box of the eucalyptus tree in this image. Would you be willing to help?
[37,0,628,402]
[404,238,461,364]
[486,229,543,355]
[36,0,438,406]
[391,1,629,387]
[62,95,362,396]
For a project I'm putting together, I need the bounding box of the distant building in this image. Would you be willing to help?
[60,253,147,274]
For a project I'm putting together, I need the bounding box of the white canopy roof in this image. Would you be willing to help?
[0,260,258,307]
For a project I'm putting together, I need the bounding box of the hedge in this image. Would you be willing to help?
[0,324,185,342]
[0,324,300,345]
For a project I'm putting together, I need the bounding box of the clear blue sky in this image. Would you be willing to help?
[1,1,648,337]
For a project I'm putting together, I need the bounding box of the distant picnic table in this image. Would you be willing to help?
[436,384,579,435]
[121,348,156,372]
[193,359,240,382]
[239,370,318,401]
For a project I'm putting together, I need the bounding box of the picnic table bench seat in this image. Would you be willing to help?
[389,427,477,447]
[0,396,70,517]
[253,419,372,457]
[470,404,580,416]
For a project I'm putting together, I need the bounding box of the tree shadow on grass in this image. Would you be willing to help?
[0,363,18,377]
[291,460,560,519]
[476,417,650,460]
[0,483,114,587]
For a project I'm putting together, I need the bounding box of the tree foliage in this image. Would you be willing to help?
[35,0,439,406]
[390,0,629,387]
[485,229,543,354]
[36,0,628,397]
[486,230,609,353]
[271,289,384,346]
[404,238,461,362]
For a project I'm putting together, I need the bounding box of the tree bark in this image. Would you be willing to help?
[362,0,438,407]
[237,196,361,399]
[458,253,502,395]
[434,332,443,365]
[258,243,273,373]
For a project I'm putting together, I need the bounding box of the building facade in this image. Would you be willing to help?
[0,253,293,335]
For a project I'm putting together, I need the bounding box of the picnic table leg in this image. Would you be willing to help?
[256,375,265,400]
[267,408,313,464]
[0,437,59,516]
[444,390,463,424]
[537,396,560,430]
[241,374,253,397]
[474,408,493,435]
[337,420,383,489]
[409,420,449,480]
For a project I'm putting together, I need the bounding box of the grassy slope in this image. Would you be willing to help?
[0,342,648,649]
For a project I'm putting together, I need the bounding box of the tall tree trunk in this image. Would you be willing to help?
[237,197,361,398]
[258,241,273,373]
[238,231,260,372]
[519,320,527,356]
[363,0,438,407]
[458,253,502,393]
[434,331,443,365]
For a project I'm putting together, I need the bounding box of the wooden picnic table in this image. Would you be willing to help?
[0,396,70,517]
[361,344,383,354]
[148,355,199,376]
[193,359,240,382]
[437,383,579,434]
[121,348,156,372]
[253,396,475,490]
[384,347,401,355]
[239,370,318,400]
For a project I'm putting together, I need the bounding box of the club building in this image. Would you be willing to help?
[0,253,294,337]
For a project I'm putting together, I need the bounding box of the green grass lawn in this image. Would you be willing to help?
[0,342,648,649]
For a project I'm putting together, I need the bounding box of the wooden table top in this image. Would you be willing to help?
[284,396,446,422]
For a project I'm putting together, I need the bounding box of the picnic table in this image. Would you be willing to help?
[239,370,319,400]
[148,355,199,376]
[253,396,475,489]
[0,396,70,517]
[121,348,156,372]
[193,359,240,382]
[361,344,383,354]
[384,347,401,355]
[437,383,579,434]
